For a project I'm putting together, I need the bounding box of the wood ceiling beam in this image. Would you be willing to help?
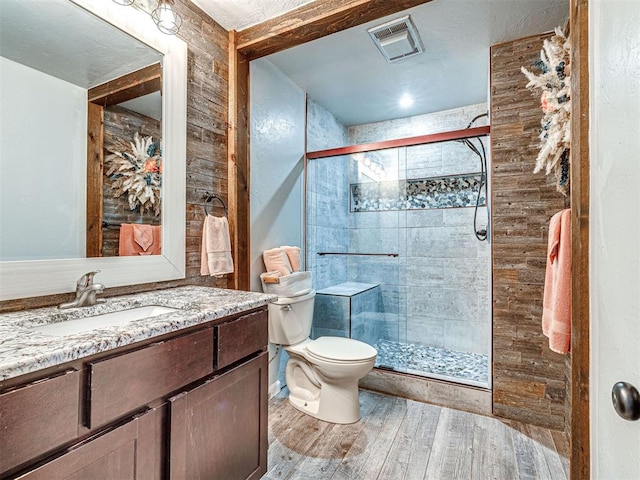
[88,63,161,107]
[236,0,434,60]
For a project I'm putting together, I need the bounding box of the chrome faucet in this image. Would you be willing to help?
[58,271,106,309]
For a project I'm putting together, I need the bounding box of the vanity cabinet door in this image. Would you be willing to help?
[15,406,164,480]
[168,352,268,480]
[0,369,80,475]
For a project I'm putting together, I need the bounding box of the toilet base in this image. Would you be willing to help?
[287,378,361,424]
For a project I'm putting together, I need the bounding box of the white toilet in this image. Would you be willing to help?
[268,289,377,424]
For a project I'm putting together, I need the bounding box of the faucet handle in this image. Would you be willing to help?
[77,270,101,289]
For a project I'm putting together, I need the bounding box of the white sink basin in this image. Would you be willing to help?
[32,306,180,337]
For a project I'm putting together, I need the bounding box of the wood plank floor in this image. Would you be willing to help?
[264,390,569,480]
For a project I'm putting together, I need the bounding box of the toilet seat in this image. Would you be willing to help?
[304,337,377,364]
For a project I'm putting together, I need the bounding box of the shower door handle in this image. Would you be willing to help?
[612,382,640,421]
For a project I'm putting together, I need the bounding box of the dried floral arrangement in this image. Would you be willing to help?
[106,132,162,216]
[521,27,571,196]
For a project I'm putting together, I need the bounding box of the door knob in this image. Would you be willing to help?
[612,382,640,421]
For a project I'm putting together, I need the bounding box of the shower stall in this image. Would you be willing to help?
[306,120,491,388]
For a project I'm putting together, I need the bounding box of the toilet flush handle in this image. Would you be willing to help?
[280,304,293,311]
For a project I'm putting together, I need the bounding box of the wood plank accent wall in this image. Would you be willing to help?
[0,0,230,313]
[490,33,569,430]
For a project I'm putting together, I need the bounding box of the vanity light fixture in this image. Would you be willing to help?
[111,0,182,36]
[352,153,386,183]
[151,0,183,35]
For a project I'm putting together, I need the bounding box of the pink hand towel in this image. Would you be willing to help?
[280,245,301,272]
[200,215,234,276]
[262,248,293,277]
[542,209,572,354]
[133,224,154,251]
[119,224,161,256]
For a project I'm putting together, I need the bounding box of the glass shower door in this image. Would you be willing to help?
[305,128,491,388]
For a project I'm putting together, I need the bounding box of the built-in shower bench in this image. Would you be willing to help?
[312,282,381,339]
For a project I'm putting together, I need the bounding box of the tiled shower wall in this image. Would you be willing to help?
[347,104,492,356]
[306,98,349,290]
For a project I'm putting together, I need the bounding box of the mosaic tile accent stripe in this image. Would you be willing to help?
[350,173,486,212]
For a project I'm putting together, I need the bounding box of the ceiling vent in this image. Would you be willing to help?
[368,15,424,63]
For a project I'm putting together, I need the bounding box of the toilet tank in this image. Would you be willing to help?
[268,290,315,345]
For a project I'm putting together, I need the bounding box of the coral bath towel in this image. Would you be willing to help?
[200,215,234,276]
[542,209,572,354]
[262,248,293,277]
[280,245,301,272]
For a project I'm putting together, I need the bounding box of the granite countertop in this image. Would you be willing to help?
[0,286,277,382]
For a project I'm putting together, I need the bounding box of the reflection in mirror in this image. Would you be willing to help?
[0,0,186,301]
[87,64,163,258]
[0,0,163,261]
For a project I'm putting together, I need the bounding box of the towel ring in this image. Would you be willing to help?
[203,192,228,216]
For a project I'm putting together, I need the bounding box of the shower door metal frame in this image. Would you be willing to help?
[306,125,490,159]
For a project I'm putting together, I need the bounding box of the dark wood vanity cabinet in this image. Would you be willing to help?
[169,353,268,480]
[0,307,269,480]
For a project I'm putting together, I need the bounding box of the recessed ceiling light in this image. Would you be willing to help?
[399,94,414,108]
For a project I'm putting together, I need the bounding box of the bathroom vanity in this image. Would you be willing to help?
[0,287,276,480]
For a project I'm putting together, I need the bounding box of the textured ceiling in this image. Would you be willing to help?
[2,0,569,127]
[266,0,569,126]
[191,0,568,126]
[191,0,316,31]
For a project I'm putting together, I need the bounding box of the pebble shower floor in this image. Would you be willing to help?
[373,339,489,387]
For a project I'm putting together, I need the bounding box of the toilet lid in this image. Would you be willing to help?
[305,337,377,362]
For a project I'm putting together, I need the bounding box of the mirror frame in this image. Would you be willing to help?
[0,0,187,301]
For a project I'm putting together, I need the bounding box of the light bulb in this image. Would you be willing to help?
[152,0,182,35]
[159,5,176,28]
[399,93,414,108]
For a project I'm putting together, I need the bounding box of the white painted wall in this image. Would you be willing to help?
[0,57,87,261]
[249,58,306,396]
[249,58,306,293]
[590,0,640,478]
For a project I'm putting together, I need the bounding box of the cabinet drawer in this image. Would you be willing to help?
[87,329,213,429]
[16,406,163,480]
[215,309,267,370]
[0,370,80,475]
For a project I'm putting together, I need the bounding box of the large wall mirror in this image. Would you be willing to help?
[0,0,187,301]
